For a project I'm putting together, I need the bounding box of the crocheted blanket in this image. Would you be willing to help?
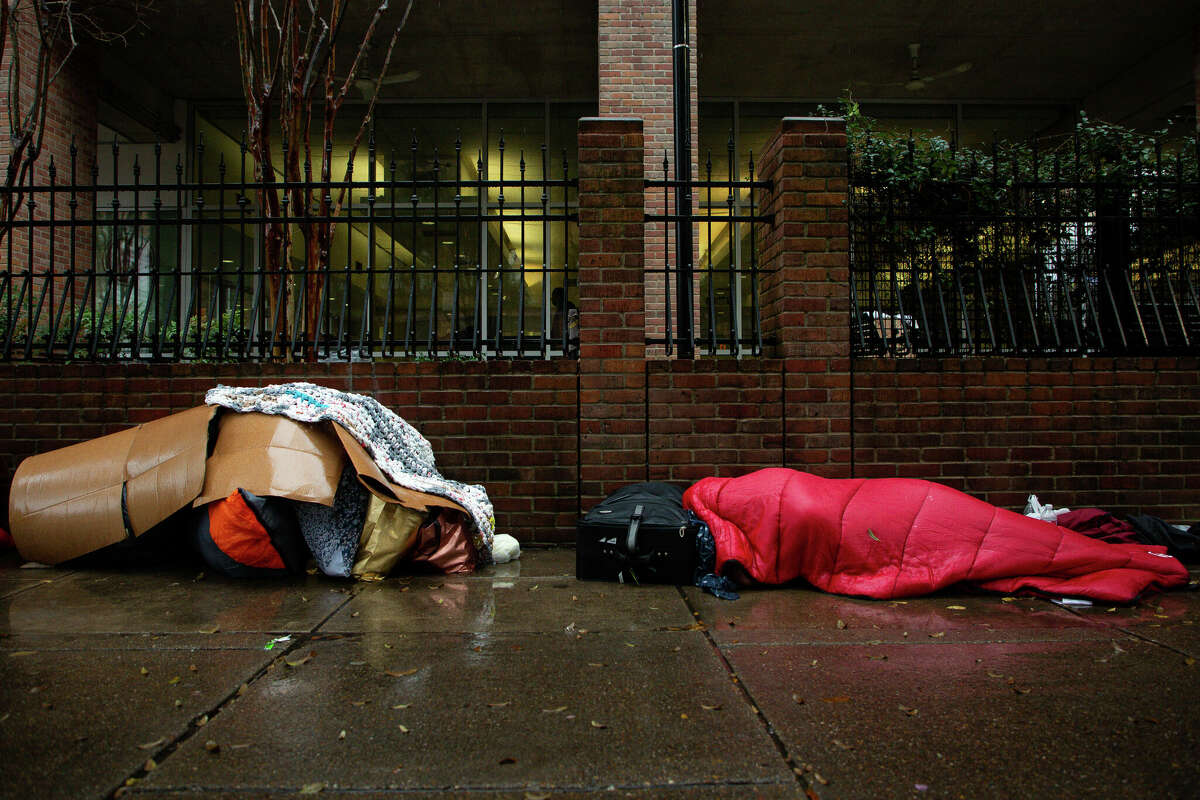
[205,382,495,563]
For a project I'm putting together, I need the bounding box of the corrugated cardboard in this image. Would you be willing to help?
[9,405,468,565]
[9,405,218,564]
[332,424,468,516]
[194,412,345,507]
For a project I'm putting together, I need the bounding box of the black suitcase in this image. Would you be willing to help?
[576,482,698,584]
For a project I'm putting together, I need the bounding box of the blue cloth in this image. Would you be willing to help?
[690,511,739,601]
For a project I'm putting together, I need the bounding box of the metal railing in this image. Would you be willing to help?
[645,138,773,357]
[0,131,578,361]
[849,133,1200,357]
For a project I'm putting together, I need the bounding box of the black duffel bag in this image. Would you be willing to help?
[576,482,698,585]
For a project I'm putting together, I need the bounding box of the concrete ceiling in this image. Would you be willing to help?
[98,0,1197,139]
[698,0,1198,126]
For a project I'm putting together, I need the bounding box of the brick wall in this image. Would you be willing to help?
[2,114,1199,552]
[598,0,698,348]
[1,17,97,279]
[577,117,647,508]
[852,357,1200,521]
[758,117,853,476]
[0,360,580,542]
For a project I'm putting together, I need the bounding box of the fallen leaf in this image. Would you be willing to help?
[195,715,209,727]
[286,652,315,668]
[299,782,326,794]
[867,528,880,542]
[1013,687,1032,695]
[587,662,605,668]
[350,700,368,707]
[139,667,149,676]
[337,729,347,740]
[814,772,829,785]
[590,720,608,729]
[928,632,945,639]
[1186,657,1196,667]
[167,676,181,686]
[680,713,689,720]
[398,724,410,734]
[987,671,1005,679]
[391,704,411,710]
[9,651,36,657]
[946,605,966,611]
[701,703,722,711]
[791,694,805,705]
[351,611,360,618]
[526,792,552,800]
[866,655,888,661]
[542,706,568,713]
[488,701,511,708]
[199,625,220,635]
[832,738,853,750]
[237,683,248,696]
[173,700,183,709]
[624,643,637,648]
[137,738,166,750]
[143,758,157,772]
[189,664,198,672]
[899,705,919,716]
[836,619,847,630]
[820,696,852,703]
[204,740,220,754]
[384,668,417,678]
[1001,597,1016,603]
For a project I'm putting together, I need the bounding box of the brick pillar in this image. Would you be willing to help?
[577,117,646,508]
[598,0,697,352]
[757,117,852,476]
[0,18,97,310]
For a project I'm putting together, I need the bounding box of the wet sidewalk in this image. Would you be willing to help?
[1,547,1198,799]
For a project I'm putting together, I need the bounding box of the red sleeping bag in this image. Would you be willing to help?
[684,469,1188,603]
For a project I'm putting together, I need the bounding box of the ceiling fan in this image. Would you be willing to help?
[873,43,973,92]
[353,69,421,100]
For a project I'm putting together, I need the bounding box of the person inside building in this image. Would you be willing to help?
[550,287,579,357]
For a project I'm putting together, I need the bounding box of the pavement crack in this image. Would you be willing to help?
[105,584,364,799]
[676,586,815,795]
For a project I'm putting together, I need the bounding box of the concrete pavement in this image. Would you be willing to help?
[1,547,1197,799]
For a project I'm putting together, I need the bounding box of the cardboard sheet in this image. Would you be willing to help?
[9,405,218,564]
[9,405,469,565]
[332,424,469,516]
[194,413,345,507]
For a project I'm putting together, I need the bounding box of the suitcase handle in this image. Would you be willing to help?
[625,504,644,554]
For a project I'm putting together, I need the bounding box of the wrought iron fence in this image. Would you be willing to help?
[645,136,773,357]
[849,132,1200,357]
[0,130,578,361]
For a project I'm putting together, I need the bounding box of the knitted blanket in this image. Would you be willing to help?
[205,382,495,563]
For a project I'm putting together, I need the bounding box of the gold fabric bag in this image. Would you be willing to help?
[352,496,425,580]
